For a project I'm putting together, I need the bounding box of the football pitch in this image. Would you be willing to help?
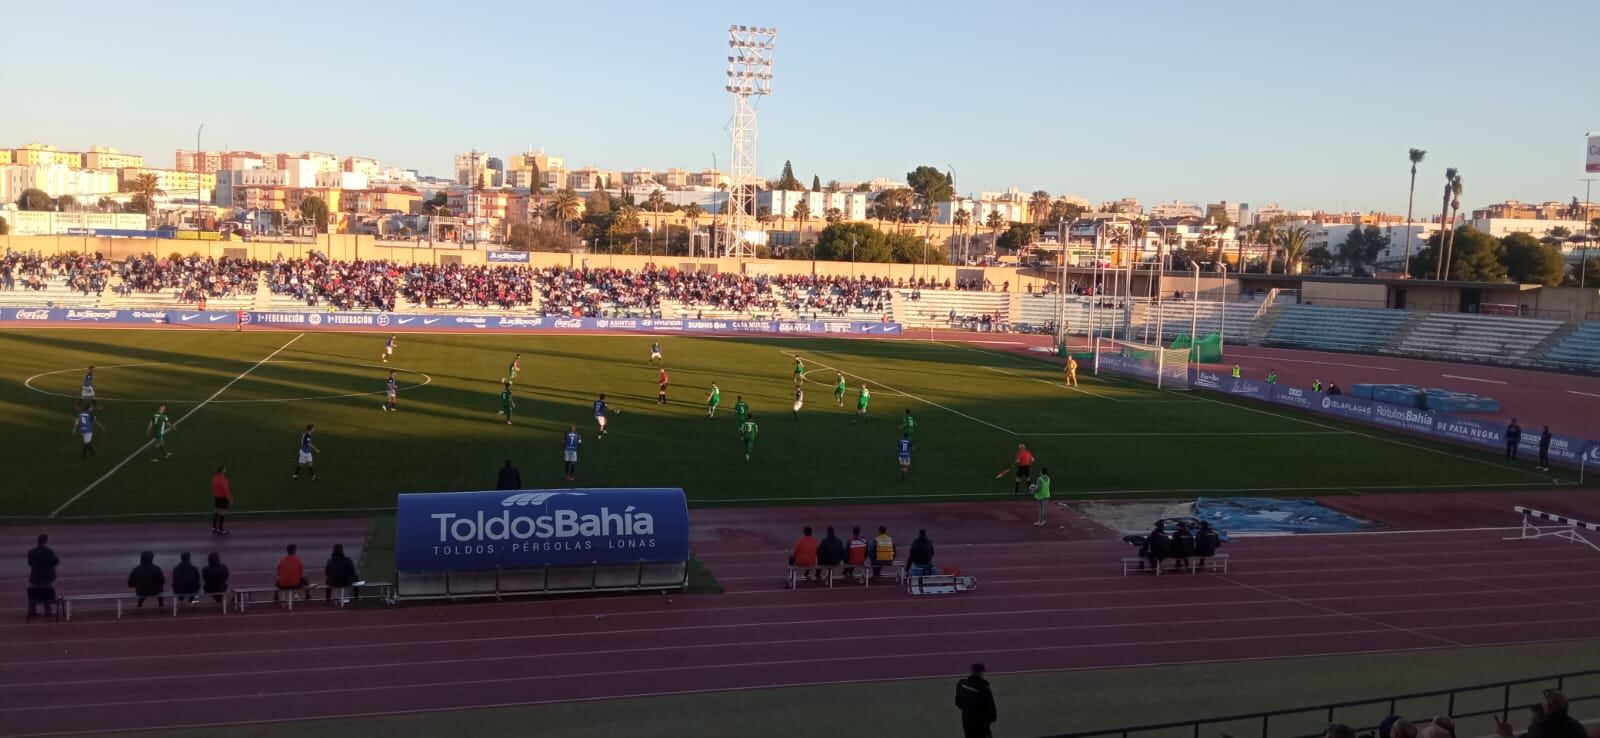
[0,328,1560,519]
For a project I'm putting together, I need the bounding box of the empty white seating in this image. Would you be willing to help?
[1535,321,1600,373]
[891,289,1009,329]
[0,283,102,309]
[1263,304,1410,353]
[1393,313,1562,364]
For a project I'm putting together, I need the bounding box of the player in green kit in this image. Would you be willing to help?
[498,380,515,425]
[792,357,806,386]
[706,382,721,418]
[739,414,759,461]
[901,409,916,439]
[507,353,522,384]
[833,372,847,406]
[146,404,174,461]
[734,395,749,425]
[854,385,871,423]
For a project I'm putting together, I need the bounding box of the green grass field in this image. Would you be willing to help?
[0,328,1561,519]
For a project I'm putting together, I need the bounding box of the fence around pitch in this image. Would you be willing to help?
[1039,670,1600,738]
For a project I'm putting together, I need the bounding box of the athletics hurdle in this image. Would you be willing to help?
[1504,506,1600,553]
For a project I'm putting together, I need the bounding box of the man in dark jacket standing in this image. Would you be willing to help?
[816,527,846,571]
[1537,426,1552,471]
[126,551,165,608]
[955,663,997,738]
[907,529,936,576]
[496,459,522,490]
[27,534,60,620]
[1505,419,1522,462]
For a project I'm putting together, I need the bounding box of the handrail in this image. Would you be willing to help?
[1040,669,1600,738]
[1251,288,1280,321]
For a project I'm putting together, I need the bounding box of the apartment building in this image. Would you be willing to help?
[83,146,145,170]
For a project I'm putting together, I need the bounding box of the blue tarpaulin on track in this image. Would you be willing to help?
[1192,497,1380,534]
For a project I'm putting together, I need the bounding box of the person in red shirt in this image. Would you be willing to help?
[274,544,308,603]
[842,526,870,581]
[790,526,820,581]
[657,367,669,405]
[210,465,232,535]
[1013,444,1036,496]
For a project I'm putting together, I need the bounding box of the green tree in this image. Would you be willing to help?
[985,209,1006,254]
[585,189,612,216]
[811,175,821,192]
[824,207,844,225]
[872,189,912,224]
[792,198,811,223]
[1168,244,1211,270]
[56,194,78,210]
[1206,213,1233,265]
[1047,199,1087,225]
[1434,166,1459,279]
[1402,147,1426,275]
[1428,226,1504,281]
[1500,232,1564,286]
[1277,226,1311,274]
[814,222,893,262]
[853,182,872,192]
[0,215,8,235]
[548,189,582,231]
[16,188,53,211]
[426,191,448,210]
[1563,258,1600,287]
[997,222,1037,253]
[1440,172,1465,279]
[905,166,953,209]
[776,160,802,191]
[1337,226,1390,272]
[299,195,329,232]
[1304,245,1335,272]
[1029,191,1052,225]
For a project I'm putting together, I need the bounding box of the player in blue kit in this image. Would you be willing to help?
[594,394,610,437]
[81,365,96,400]
[563,425,582,480]
[72,403,106,459]
[292,424,320,481]
[649,341,663,364]
[897,437,913,480]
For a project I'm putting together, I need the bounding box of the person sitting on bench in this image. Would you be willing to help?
[27,534,60,621]
[789,527,820,581]
[842,527,869,581]
[274,544,308,602]
[324,544,359,603]
[816,527,846,575]
[126,551,166,608]
[1193,521,1222,569]
[870,526,896,578]
[202,552,230,604]
[1168,522,1195,572]
[1140,523,1169,570]
[171,552,201,604]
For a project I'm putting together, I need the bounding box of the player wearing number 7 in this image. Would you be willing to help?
[146,404,174,461]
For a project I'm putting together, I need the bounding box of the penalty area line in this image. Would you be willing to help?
[780,349,1018,435]
[49,333,307,519]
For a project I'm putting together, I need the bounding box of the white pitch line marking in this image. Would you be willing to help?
[781,350,1017,435]
[1441,374,1507,385]
[49,333,307,518]
[1567,390,1600,399]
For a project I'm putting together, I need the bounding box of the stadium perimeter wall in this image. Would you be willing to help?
[0,233,1051,290]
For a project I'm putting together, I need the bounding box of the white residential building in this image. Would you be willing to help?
[1148,200,1203,219]
[315,171,368,190]
[0,164,118,202]
[757,191,870,222]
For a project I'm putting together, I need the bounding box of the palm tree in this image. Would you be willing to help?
[127,172,162,220]
[824,207,844,225]
[1440,173,1463,280]
[1207,213,1233,267]
[1277,226,1311,275]
[1235,224,1252,269]
[792,198,811,225]
[1402,148,1426,276]
[682,202,705,256]
[952,207,972,263]
[985,209,1006,256]
[548,189,581,232]
[1255,218,1282,273]
[1029,190,1052,225]
[1434,167,1459,279]
[713,183,729,254]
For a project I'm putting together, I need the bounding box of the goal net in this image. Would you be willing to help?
[1093,338,1191,390]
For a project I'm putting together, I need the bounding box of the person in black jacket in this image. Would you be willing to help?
[1168,522,1195,572]
[126,550,165,608]
[324,544,360,603]
[816,527,846,571]
[1505,419,1522,462]
[171,552,201,603]
[955,663,997,738]
[1140,522,1170,571]
[907,529,936,576]
[1495,690,1587,738]
[27,533,60,620]
[201,552,230,604]
[1537,426,1552,471]
[495,459,522,490]
[1193,521,1223,570]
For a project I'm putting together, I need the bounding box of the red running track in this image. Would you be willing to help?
[5,494,1600,737]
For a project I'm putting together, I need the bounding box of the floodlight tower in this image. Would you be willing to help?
[724,24,776,258]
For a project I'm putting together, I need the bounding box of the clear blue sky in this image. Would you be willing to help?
[3,0,1596,213]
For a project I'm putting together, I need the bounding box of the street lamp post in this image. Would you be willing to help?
[195,124,205,231]
[1055,216,1067,356]
[1581,178,1597,288]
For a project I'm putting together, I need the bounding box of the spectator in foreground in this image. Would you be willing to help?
[789,526,819,581]
[955,663,997,738]
[496,459,522,490]
[202,552,230,604]
[27,533,60,620]
[1495,690,1586,738]
[275,544,308,603]
[324,544,360,603]
[171,552,201,604]
[1325,723,1357,738]
[126,551,165,608]
[816,526,846,572]
[907,529,936,577]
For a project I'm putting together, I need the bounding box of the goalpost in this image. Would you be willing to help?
[1092,337,1191,390]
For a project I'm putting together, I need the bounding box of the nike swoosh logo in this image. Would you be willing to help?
[181,314,199,320]
[424,318,439,325]
[398,318,414,325]
[209,315,227,322]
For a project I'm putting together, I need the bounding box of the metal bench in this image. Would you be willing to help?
[785,563,905,589]
[235,581,395,611]
[1121,553,1229,576]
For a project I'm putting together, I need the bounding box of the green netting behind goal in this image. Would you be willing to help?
[1167,332,1224,363]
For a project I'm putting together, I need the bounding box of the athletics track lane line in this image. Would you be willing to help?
[48,333,307,518]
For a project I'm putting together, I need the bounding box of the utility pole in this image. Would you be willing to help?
[1581,178,1597,288]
